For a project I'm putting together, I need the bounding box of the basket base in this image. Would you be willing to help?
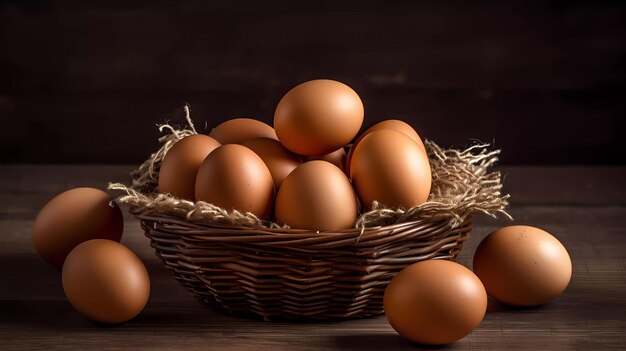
[196,296,384,322]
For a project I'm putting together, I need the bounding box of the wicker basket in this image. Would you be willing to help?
[134,213,471,320]
[110,113,509,320]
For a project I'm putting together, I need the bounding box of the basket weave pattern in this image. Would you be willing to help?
[137,214,471,319]
[110,113,509,320]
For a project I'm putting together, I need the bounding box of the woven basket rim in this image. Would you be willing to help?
[132,210,450,233]
[134,210,472,250]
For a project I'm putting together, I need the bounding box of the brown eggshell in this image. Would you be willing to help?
[275,160,358,231]
[473,225,572,306]
[307,147,347,170]
[195,144,274,218]
[346,119,426,175]
[158,134,221,200]
[384,260,487,345]
[350,129,431,209]
[274,79,364,156]
[366,119,425,150]
[32,187,124,269]
[62,239,150,324]
[209,118,277,144]
[242,137,302,189]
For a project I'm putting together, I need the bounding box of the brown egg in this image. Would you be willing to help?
[473,225,572,306]
[346,119,425,175]
[275,160,357,231]
[242,137,302,189]
[32,187,124,269]
[158,134,221,200]
[350,129,431,209]
[274,79,364,156]
[307,147,346,170]
[62,239,150,324]
[384,260,487,345]
[209,118,277,144]
[195,144,274,218]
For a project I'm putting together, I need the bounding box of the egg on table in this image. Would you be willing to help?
[473,225,572,306]
[62,239,150,324]
[32,187,124,269]
[384,260,487,345]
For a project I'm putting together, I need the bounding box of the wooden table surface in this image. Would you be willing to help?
[1,165,625,350]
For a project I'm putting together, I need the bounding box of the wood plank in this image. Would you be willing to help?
[0,297,624,351]
[0,165,625,349]
[500,166,626,206]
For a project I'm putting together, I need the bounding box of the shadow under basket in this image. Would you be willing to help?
[134,211,472,320]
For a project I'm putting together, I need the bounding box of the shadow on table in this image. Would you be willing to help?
[331,333,458,351]
[0,299,223,329]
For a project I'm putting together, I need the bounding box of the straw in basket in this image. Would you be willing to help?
[109,106,510,320]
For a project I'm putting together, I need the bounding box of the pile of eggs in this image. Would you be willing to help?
[384,225,572,345]
[31,79,573,346]
[158,79,431,230]
[33,188,150,324]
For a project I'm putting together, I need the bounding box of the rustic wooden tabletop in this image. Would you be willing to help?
[1,165,625,350]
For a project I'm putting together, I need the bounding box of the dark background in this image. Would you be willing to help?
[1,0,624,165]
